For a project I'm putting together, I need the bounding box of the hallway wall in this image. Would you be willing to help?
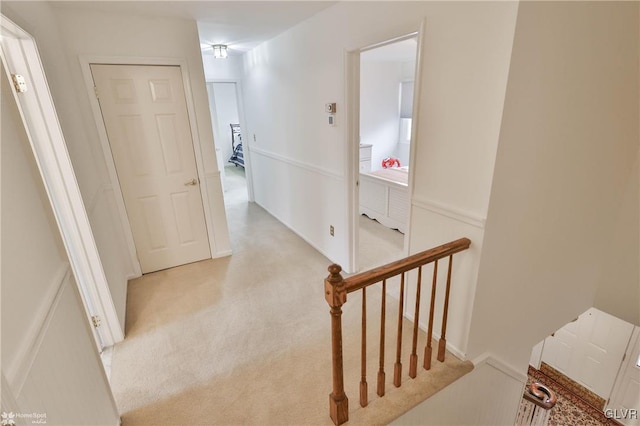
[49,4,232,259]
[468,1,640,370]
[2,1,235,333]
[1,65,119,426]
[240,5,519,359]
[2,1,132,332]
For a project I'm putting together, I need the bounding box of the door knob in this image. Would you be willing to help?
[184,178,198,186]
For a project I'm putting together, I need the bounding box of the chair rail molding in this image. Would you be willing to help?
[250,145,344,181]
[412,196,486,229]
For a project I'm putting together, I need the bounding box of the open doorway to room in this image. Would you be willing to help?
[207,82,249,209]
[520,307,639,426]
[357,36,418,271]
[205,80,254,252]
[206,82,249,208]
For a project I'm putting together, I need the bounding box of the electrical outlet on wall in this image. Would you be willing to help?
[329,225,334,236]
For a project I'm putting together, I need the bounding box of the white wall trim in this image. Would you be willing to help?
[213,249,234,258]
[250,146,343,181]
[412,196,486,229]
[1,16,124,349]
[404,21,426,259]
[5,265,72,397]
[472,352,528,383]
[344,48,360,274]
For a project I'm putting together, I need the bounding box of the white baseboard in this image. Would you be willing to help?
[213,249,233,258]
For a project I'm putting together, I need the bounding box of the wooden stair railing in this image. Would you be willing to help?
[516,382,558,425]
[324,237,471,426]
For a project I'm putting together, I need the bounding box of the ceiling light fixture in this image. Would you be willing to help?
[212,44,228,59]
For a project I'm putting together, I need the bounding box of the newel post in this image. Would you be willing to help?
[325,264,349,425]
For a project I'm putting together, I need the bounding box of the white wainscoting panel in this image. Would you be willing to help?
[391,355,526,425]
[15,275,120,425]
[249,148,348,267]
[5,265,71,395]
[404,203,486,358]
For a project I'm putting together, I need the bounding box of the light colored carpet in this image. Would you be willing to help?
[110,166,473,425]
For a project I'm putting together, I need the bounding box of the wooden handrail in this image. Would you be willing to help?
[324,237,471,425]
[524,382,558,410]
[342,238,471,293]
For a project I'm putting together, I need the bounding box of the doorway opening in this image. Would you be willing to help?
[205,80,255,250]
[206,82,249,207]
[356,35,419,271]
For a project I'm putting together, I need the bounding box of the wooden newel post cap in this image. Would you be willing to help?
[327,264,342,280]
[325,264,347,307]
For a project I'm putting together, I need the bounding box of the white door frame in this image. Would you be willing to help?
[80,57,221,274]
[0,15,123,348]
[344,22,426,274]
[206,78,255,202]
[606,326,640,420]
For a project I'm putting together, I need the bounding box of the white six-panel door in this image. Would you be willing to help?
[91,64,211,273]
[542,307,635,400]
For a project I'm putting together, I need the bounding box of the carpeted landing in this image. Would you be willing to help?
[110,166,472,425]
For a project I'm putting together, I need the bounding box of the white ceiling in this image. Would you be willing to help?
[50,1,337,55]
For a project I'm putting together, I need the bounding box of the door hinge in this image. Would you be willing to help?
[11,74,28,93]
[622,353,627,362]
[91,315,102,328]
[93,86,99,99]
